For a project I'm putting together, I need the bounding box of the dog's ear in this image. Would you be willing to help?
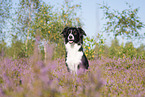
[60,27,69,36]
[78,27,86,36]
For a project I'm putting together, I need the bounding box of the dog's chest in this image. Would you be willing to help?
[65,43,83,66]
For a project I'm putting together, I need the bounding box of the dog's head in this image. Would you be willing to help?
[61,27,86,44]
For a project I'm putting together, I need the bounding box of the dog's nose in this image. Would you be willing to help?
[69,36,73,39]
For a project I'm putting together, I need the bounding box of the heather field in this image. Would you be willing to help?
[0,55,144,97]
[1,0,145,97]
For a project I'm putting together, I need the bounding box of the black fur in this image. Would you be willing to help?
[61,27,89,72]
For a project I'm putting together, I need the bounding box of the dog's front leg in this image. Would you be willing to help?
[74,64,78,75]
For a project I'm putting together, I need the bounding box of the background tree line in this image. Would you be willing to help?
[0,0,145,60]
[0,0,82,59]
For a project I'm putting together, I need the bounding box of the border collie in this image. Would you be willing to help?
[61,27,89,74]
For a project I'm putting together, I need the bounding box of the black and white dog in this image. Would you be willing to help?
[61,27,89,74]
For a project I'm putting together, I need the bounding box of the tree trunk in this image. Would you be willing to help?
[44,40,47,64]
[25,3,33,57]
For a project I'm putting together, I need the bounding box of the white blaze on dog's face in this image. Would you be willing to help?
[68,30,74,44]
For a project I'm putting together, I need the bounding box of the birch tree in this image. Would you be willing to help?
[100,3,145,39]
[0,0,12,41]
[16,0,40,56]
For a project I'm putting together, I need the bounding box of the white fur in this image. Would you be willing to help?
[65,43,83,74]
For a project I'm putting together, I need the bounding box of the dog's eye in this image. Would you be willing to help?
[68,31,71,34]
[74,32,77,35]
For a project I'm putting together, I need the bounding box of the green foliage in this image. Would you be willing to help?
[136,44,145,58]
[83,37,96,60]
[94,33,106,58]
[100,3,145,38]
[124,42,137,58]
[6,37,35,59]
[94,38,145,59]
[108,38,122,58]
[15,0,40,37]
[0,1,145,60]
[0,39,7,57]
[2,0,82,59]
[0,0,12,41]
[0,0,12,30]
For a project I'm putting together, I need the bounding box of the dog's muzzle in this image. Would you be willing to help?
[68,33,74,44]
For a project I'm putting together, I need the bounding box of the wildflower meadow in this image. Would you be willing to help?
[1,0,145,97]
[0,45,145,97]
